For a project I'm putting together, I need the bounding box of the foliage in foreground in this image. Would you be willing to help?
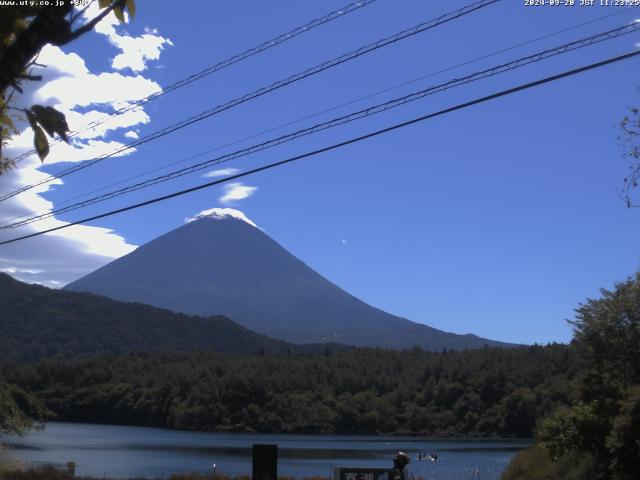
[501,445,595,480]
[0,465,72,480]
[0,382,47,437]
[0,465,327,480]
[0,0,136,173]
[0,344,574,437]
[502,272,640,480]
[619,105,640,207]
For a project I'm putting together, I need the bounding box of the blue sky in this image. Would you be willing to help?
[1,0,639,345]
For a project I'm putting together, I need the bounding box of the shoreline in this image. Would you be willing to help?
[22,420,534,442]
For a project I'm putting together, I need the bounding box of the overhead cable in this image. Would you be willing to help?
[10,0,379,165]
[0,0,501,202]
[3,21,638,230]
[10,4,632,226]
[1,49,637,246]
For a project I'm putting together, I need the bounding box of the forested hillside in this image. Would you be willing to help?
[0,344,574,437]
[0,273,304,360]
[502,272,640,480]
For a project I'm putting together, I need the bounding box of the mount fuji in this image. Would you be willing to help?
[65,208,513,350]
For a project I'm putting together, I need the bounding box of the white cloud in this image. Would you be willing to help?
[111,34,174,72]
[1,267,43,275]
[9,125,137,164]
[22,45,158,149]
[0,152,138,287]
[87,3,173,72]
[203,168,239,178]
[185,207,259,229]
[64,109,149,140]
[219,182,257,204]
[36,69,160,111]
[0,7,174,287]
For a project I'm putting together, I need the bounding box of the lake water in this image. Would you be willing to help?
[1,422,529,480]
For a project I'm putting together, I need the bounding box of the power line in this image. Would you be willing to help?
[6,4,631,228]
[327,6,639,114]
[10,0,379,165]
[6,0,499,194]
[1,49,637,247]
[3,21,638,230]
[0,0,501,202]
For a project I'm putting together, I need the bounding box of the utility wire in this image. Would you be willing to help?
[0,0,501,202]
[1,49,637,247]
[10,0,379,165]
[4,3,634,230]
[3,21,638,230]
[7,4,631,227]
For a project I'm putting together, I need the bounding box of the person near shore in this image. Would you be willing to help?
[389,452,411,480]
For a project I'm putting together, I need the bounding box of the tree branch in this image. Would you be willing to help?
[0,4,73,94]
[0,0,126,95]
[64,0,126,44]
[70,0,96,26]
[17,74,42,82]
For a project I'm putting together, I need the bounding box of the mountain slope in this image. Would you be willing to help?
[66,209,514,350]
[0,273,300,361]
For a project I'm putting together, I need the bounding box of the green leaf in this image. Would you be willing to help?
[0,158,15,175]
[13,18,28,33]
[30,105,69,142]
[125,0,136,18]
[113,5,125,22]
[33,126,49,162]
[98,0,111,8]
[0,114,17,135]
[25,110,37,130]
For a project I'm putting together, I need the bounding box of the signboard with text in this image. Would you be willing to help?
[333,467,390,480]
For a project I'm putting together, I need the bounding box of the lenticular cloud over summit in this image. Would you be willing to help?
[185,208,259,229]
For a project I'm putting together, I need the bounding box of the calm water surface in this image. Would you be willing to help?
[1,422,529,480]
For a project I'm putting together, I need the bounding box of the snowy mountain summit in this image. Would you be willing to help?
[186,207,259,228]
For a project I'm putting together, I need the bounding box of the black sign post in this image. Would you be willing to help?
[252,444,278,480]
